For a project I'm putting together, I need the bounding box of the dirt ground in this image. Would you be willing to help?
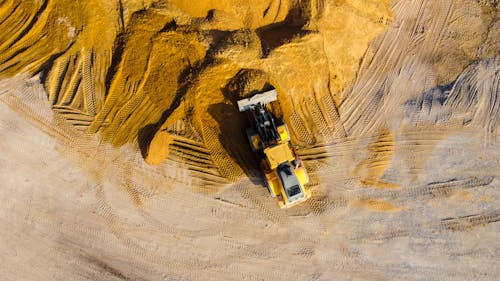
[0,0,499,280]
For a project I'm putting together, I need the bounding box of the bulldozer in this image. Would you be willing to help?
[238,89,311,208]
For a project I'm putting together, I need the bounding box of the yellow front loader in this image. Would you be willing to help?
[238,90,311,208]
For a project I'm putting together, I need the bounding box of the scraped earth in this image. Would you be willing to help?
[0,0,499,280]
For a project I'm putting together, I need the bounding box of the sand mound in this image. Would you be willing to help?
[1,0,499,280]
[0,0,393,182]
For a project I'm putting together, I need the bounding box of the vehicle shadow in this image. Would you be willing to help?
[256,6,311,57]
[208,69,275,185]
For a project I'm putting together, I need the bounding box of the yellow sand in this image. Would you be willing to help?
[353,199,406,212]
[0,0,393,181]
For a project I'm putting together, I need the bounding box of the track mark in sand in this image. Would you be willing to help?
[306,193,349,215]
[350,210,499,243]
[0,1,392,192]
[262,0,283,21]
[94,184,131,242]
[201,124,243,183]
[47,49,108,119]
[232,180,289,225]
[122,162,156,207]
[52,105,94,129]
[389,176,496,205]
[397,126,452,182]
[441,211,500,231]
[422,176,494,198]
[289,111,316,146]
[169,142,216,170]
[429,1,453,56]
[214,196,247,208]
[349,176,495,208]
[1,79,204,196]
[444,59,500,136]
[354,129,398,189]
[320,94,346,138]
[350,227,411,242]
[78,254,130,281]
[302,96,336,143]
[341,0,494,137]
[1,91,78,144]
[2,75,228,194]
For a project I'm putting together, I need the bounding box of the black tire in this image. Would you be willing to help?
[262,171,271,193]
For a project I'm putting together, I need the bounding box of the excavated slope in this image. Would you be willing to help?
[0,0,393,183]
[0,0,499,280]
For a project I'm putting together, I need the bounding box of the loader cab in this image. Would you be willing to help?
[277,162,305,204]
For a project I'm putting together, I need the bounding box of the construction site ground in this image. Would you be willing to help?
[0,0,499,280]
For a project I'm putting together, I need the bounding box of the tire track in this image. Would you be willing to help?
[441,211,500,231]
[340,0,493,138]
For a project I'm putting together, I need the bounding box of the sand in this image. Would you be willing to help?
[0,0,499,280]
[0,0,393,177]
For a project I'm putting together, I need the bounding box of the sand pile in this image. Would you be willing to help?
[1,1,499,280]
[0,0,393,182]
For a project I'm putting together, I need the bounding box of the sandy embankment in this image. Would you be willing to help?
[0,0,499,280]
[0,0,393,183]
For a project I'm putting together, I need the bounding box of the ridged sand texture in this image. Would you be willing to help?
[0,0,393,182]
[0,0,499,280]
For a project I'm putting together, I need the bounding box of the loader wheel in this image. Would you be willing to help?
[262,171,272,193]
